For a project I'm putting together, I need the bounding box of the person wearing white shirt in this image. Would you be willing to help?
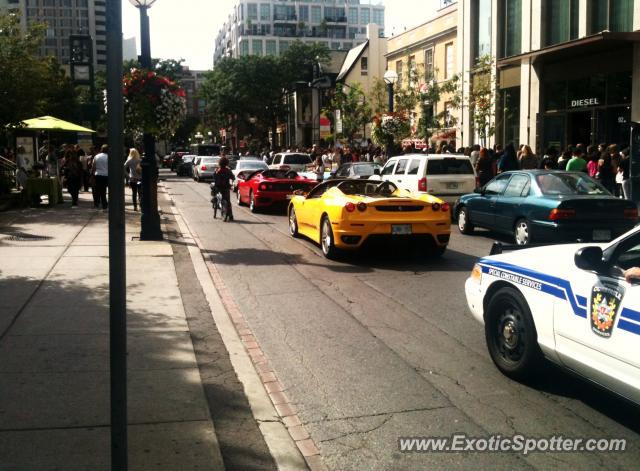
[93,144,109,209]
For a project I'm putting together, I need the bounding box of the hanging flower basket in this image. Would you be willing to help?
[371,112,411,147]
[122,68,187,138]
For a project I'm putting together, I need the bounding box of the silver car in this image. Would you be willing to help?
[193,156,220,182]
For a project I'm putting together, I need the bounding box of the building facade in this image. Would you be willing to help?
[180,68,209,119]
[458,0,640,153]
[213,0,385,66]
[385,2,459,145]
[1,0,107,71]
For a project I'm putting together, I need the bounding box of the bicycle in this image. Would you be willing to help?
[211,186,231,221]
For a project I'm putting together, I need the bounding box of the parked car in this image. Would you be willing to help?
[193,156,220,182]
[455,171,638,245]
[237,169,317,212]
[232,159,269,191]
[465,227,640,404]
[378,153,477,204]
[269,152,313,172]
[176,155,196,177]
[288,179,451,259]
[328,162,382,180]
[169,151,188,171]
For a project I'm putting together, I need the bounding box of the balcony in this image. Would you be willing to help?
[273,14,297,22]
[324,16,347,23]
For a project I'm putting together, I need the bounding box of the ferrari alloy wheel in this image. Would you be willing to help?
[289,207,299,237]
[514,219,531,246]
[236,189,242,206]
[249,191,257,213]
[485,287,542,381]
[457,207,474,234]
[320,216,338,259]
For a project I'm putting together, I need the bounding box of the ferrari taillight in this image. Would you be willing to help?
[431,202,441,211]
[345,202,356,212]
[259,183,267,191]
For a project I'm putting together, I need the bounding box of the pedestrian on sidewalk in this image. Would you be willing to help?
[63,152,83,206]
[124,148,142,211]
[565,147,587,172]
[93,144,109,210]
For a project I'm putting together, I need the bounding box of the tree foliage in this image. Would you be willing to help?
[468,54,496,145]
[417,73,462,141]
[0,13,78,132]
[323,82,371,144]
[123,57,185,83]
[199,41,330,146]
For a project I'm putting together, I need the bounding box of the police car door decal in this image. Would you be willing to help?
[590,280,625,338]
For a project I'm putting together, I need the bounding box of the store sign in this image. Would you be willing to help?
[570,98,600,108]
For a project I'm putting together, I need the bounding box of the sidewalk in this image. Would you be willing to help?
[0,192,225,469]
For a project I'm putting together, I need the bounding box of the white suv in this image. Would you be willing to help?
[379,153,478,203]
[269,152,313,172]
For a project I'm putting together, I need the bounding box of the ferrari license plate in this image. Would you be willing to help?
[392,224,412,235]
[593,229,611,241]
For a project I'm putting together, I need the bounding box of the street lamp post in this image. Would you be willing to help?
[129,0,162,241]
[383,70,399,156]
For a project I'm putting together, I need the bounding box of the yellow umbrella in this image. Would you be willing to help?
[20,116,95,133]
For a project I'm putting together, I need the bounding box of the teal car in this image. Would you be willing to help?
[454,171,638,245]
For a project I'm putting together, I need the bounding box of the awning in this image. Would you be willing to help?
[497,31,640,68]
[17,116,95,133]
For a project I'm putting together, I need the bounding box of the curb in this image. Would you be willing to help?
[162,184,325,471]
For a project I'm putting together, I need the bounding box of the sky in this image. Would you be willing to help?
[121,0,440,70]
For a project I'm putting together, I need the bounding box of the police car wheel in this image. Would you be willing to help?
[457,207,474,234]
[514,219,531,245]
[485,287,542,380]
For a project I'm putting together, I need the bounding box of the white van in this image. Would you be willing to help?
[269,153,313,172]
[379,153,478,203]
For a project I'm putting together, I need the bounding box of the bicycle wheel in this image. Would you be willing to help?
[213,197,218,219]
[221,198,228,221]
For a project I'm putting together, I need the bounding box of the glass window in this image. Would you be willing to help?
[299,5,309,21]
[535,173,609,195]
[360,56,368,74]
[591,0,634,32]
[503,0,522,57]
[372,9,384,25]
[240,40,249,56]
[503,174,530,197]
[545,0,579,46]
[544,81,567,111]
[394,159,409,174]
[424,49,434,80]
[348,7,358,24]
[567,74,606,108]
[475,0,492,60]
[266,40,277,55]
[260,3,270,21]
[396,60,403,86]
[381,161,396,175]
[360,8,370,24]
[444,42,454,79]
[279,41,290,53]
[501,86,521,147]
[607,71,632,105]
[252,39,263,56]
[311,5,321,23]
[485,174,511,194]
[407,159,421,175]
[247,3,258,21]
[427,158,475,175]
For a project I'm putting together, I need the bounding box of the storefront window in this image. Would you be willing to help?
[544,81,567,111]
[503,0,522,57]
[501,87,521,146]
[544,0,579,46]
[567,74,606,109]
[607,72,632,105]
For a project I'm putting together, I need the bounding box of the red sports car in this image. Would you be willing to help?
[236,169,318,212]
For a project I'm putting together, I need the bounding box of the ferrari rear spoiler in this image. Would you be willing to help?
[489,239,585,255]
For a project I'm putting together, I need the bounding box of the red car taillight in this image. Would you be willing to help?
[624,208,638,219]
[418,177,427,192]
[441,202,450,212]
[345,202,356,212]
[357,202,367,212]
[201,165,207,170]
[549,208,576,220]
[259,183,267,191]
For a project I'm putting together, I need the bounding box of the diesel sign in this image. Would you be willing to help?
[570,98,600,108]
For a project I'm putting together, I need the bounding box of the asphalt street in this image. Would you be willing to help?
[162,170,639,470]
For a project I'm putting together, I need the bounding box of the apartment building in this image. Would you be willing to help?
[385,1,459,145]
[213,0,385,66]
[0,0,106,71]
[458,0,640,152]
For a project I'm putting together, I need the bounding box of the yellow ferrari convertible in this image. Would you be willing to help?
[288,179,451,259]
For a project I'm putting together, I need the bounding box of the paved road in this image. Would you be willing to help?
[162,171,639,470]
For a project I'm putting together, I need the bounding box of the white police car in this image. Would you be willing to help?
[465,228,640,405]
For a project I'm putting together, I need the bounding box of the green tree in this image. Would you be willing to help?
[417,72,462,142]
[323,83,371,144]
[368,77,388,116]
[468,54,496,146]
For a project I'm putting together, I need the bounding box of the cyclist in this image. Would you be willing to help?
[213,155,235,222]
